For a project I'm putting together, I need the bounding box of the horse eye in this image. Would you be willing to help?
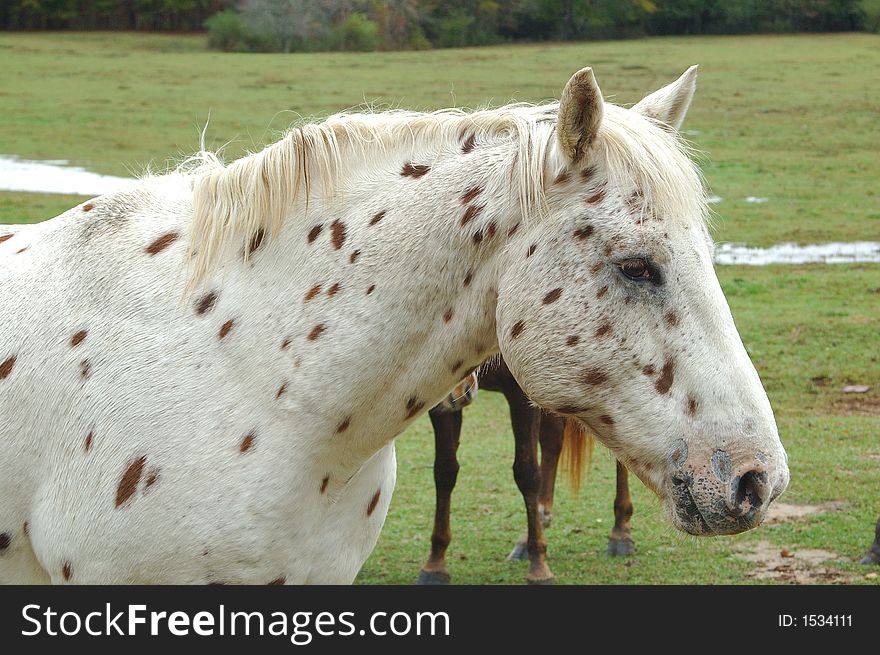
[619,258,652,281]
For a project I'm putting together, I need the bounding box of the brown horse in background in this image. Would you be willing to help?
[417,358,635,585]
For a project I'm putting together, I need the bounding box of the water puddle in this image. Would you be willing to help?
[2,156,879,265]
[714,241,880,265]
[0,154,137,195]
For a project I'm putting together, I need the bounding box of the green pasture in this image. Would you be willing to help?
[1,32,877,584]
[1,31,879,245]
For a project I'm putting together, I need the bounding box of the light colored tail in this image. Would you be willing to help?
[560,419,594,496]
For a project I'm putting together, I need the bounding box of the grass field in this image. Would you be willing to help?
[1,32,877,585]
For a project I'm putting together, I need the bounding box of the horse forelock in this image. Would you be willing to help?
[181,99,706,290]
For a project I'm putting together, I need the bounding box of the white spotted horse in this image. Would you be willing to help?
[0,65,789,583]
[419,357,634,584]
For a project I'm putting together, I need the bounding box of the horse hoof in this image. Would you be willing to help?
[607,537,635,557]
[859,553,880,566]
[416,570,450,585]
[507,543,529,561]
[527,576,555,585]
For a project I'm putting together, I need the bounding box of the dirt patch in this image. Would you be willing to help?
[736,501,854,583]
[736,540,855,583]
[764,501,848,525]
[830,391,880,417]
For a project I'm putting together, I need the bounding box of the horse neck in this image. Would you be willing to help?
[213,138,524,473]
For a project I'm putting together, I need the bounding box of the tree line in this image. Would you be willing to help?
[1,1,873,52]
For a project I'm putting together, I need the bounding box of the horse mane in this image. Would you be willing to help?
[182,99,706,289]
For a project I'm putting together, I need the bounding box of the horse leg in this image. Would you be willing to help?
[538,414,565,529]
[607,460,635,556]
[509,412,562,561]
[860,515,880,565]
[503,386,554,584]
[416,408,463,585]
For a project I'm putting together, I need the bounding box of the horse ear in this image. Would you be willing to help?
[632,65,698,131]
[557,67,604,164]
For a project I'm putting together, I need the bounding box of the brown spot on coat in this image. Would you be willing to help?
[196,291,218,315]
[276,383,288,399]
[116,456,146,508]
[510,320,525,339]
[307,224,323,243]
[320,476,330,494]
[79,360,92,380]
[16,246,29,254]
[366,284,376,295]
[307,324,326,341]
[62,562,72,581]
[145,232,179,256]
[240,432,255,453]
[405,397,426,420]
[367,489,381,516]
[574,225,594,240]
[556,405,589,415]
[642,364,656,376]
[369,210,386,226]
[268,577,286,586]
[83,203,95,212]
[327,283,341,297]
[655,359,675,395]
[336,417,351,433]
[144,468,159,489]
[526,244,537,257]
[599,414,615,425]
[304,284,322,302]
[247,228,265,257]
[486,222,497,239]
[401,162,430,178]
[507,223,520,237]
[0,532,10,551]
[553,171,570,185]
[219,320,234,339]
[580,166,596,181]
[71,330,88,347]
[84,431,93,452]
[665,311,680,327]
[590,261,603,274]
[443,308,454,323]
[281,339,291,350]
[349,250,360,264]
[566,335,580,346]
[330,220,346,250]
[0,356,16,380]
[0,234,12,244]
[461,133,476,154]
[22,522,28,537]
[450,359,464,374]
[472,229,484,245]
[687,395,698,417]
[543,288,563,304]
[586,191,605,204]
[595,322,612,338]
[461,204,483,226]
[596,286,608,299]
[463,272,473,287]
[461,185,483,205]
[580,368,609,386]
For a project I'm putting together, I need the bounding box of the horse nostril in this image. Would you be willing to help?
[731,469,769,515]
